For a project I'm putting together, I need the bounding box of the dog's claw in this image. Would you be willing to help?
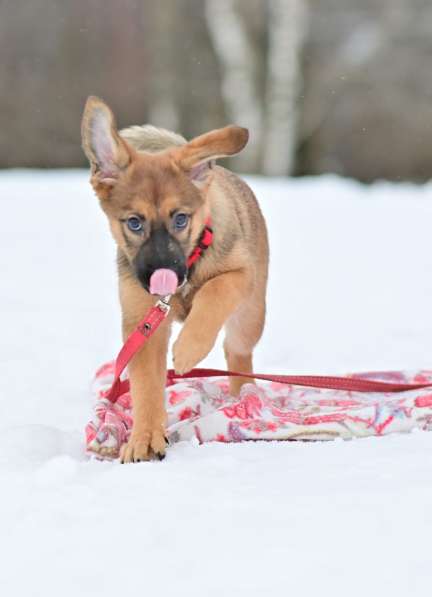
[120,429,167,463]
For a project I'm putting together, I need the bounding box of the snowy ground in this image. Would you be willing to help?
[1,170,432,595]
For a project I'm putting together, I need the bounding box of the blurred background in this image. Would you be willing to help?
[1,0,431,181]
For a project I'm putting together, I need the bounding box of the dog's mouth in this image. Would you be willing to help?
[149,268,179,296]
[135,264,188,296]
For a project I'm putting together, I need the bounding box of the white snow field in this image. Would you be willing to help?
[1,170,432,595]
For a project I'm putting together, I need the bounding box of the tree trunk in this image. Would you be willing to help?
[205,0,262,171]
[262,0,308,176]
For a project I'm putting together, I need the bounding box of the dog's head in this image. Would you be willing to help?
[81,96,248,294]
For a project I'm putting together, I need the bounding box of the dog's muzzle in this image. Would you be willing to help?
[133,227,187,294]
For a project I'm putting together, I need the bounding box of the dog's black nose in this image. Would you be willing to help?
[133,228,187,293]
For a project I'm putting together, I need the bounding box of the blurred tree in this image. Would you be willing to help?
[205,0,263,171]
[0,0,431,181]
[262,0,308,175]
[206,0,308,175]
[297,0,432,181]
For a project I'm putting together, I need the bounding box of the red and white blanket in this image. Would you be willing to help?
[85,363,432,459]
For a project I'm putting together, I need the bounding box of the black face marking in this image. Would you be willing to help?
[133,225,187,292]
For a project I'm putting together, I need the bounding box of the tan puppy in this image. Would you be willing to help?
[81,96,268,462]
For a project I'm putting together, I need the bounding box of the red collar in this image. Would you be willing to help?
[186,218,213,269]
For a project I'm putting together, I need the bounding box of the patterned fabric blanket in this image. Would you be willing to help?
[85,362,432,459]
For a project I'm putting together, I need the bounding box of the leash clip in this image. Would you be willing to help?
[156,295,171,313]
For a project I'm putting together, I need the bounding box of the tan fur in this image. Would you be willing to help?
[119,125,186,153]
[81,96,269,462]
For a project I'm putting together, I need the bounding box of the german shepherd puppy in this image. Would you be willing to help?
[81,96,268,462]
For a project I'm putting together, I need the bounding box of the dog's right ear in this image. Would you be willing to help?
[172,125,249,189]
[81,96,131,187]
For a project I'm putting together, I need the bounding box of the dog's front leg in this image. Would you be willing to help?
[120,306,171,464]
[173,269,250,374]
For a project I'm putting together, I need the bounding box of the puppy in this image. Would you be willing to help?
[81,96,268,462]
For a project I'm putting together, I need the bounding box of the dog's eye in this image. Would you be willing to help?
[126,216,143,233]
[174,213,189,230]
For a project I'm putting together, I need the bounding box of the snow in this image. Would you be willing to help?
[1,170,432,595]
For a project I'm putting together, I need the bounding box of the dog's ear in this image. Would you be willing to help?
[81,96,131,187]
[173,126,249,188]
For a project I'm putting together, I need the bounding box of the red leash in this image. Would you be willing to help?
[105,298,171,402]
[104,219,432,404]
[105,300,432,403]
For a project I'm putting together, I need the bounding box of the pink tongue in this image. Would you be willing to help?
[149,268,178,296]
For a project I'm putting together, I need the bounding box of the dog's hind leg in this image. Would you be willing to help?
[223,292,266,396]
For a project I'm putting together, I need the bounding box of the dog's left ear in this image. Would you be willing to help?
[81,96,132,187]
[173,126,249,188]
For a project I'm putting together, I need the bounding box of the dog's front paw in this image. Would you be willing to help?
[120,429,167,463]
[173,328,216,375]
